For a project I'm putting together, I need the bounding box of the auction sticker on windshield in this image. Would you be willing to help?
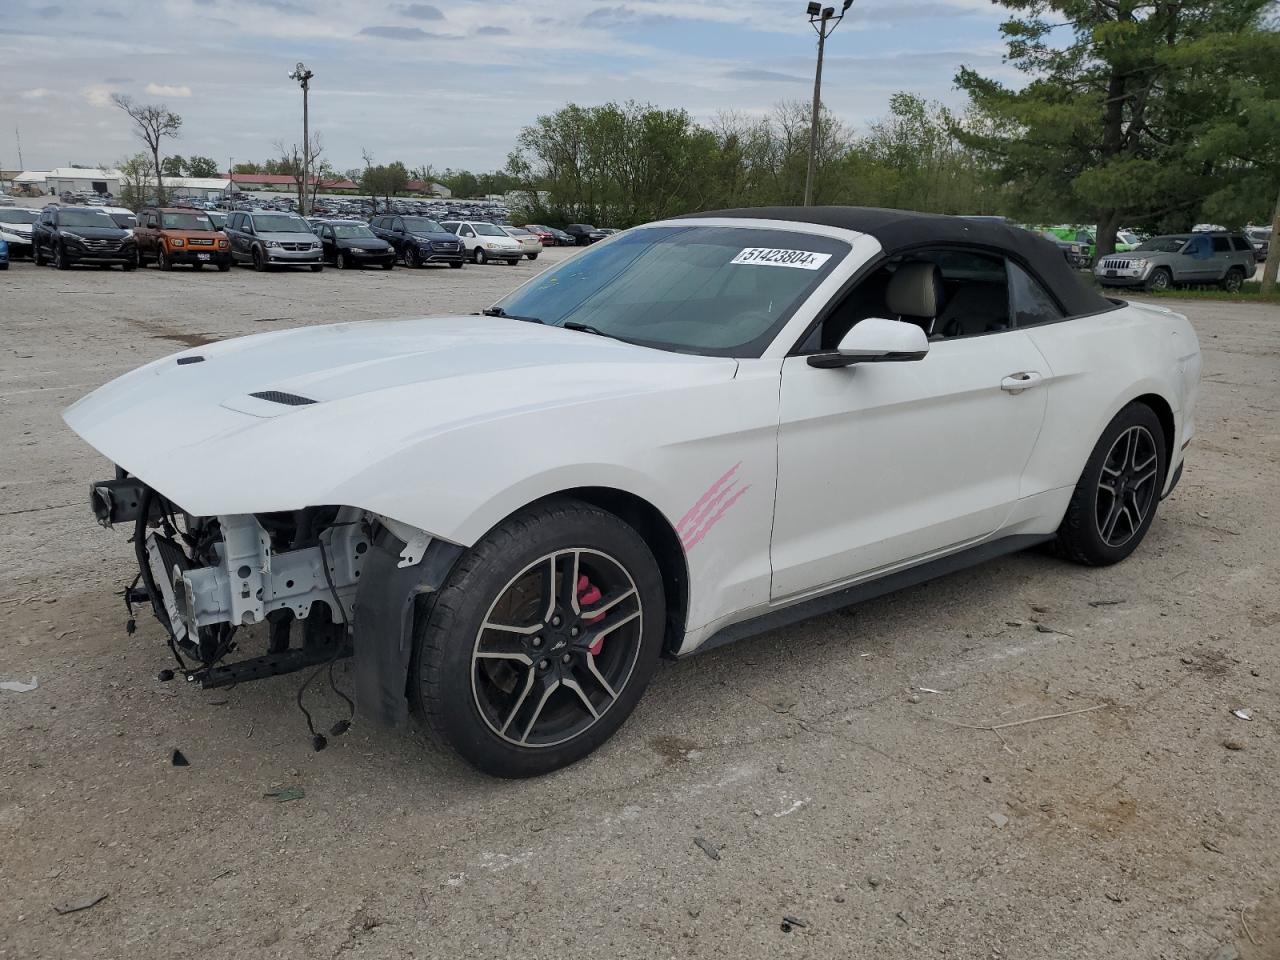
[730,247,832,270]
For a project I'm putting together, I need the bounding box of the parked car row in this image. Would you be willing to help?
[10,205,594,274]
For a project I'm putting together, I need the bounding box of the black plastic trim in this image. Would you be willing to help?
[687,533,1052,657]
[350,527,464,727]
[1162,461,1183,500]
[249,390,316,406]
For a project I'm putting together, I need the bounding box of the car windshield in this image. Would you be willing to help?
[252,214,310,233]
[60,210,117,228]
[403,217,446,234]
[0,209,40,224]
[108,213,138,228]
[161,212,213,230]
[1117,232,1140,245]
[332,224,375,239]
[492,225,848,357]
[474,223,506,237]
[1136,236,1189,253]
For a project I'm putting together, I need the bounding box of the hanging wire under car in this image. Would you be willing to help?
[295,532,358,751]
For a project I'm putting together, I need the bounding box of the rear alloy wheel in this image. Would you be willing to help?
[1221,267,1245,293]
[411,498,664,777]
[474,247,487,265]
[1146,267,1172,292]
[1055,403,1166,566]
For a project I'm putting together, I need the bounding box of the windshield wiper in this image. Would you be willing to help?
[482,307,542,323]
[561,321,626,342]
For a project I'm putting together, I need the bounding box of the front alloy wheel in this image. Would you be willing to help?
[410,498,664,777]
[474,246,487,265]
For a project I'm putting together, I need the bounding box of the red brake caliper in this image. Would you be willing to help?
[577,575,605,655]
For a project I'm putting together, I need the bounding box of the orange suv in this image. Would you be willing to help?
[134,206,232,271]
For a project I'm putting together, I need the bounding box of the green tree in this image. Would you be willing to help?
[161,155,186,177]
[186,155,220,178]
[956,0,1280,256]
[116,153,154,210]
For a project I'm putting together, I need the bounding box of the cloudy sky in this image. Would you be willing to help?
[1,0,1016,175]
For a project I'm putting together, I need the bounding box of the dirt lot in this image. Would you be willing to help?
[1,251,1276,960]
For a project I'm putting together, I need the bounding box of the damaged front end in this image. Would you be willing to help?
[91,474,461,725]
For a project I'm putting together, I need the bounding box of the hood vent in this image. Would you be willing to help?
[249,390,317,406]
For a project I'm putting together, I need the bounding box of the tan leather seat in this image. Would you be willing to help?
[885,261,945,335]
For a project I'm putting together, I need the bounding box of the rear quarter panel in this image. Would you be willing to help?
[1022,300,1199,503]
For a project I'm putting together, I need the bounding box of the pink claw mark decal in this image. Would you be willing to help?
[677,462,750,551]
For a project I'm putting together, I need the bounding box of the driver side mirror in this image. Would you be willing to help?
[807,317,930,368]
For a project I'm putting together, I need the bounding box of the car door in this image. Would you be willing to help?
[1207,235,1235,279]
[140,210,158,255]
[1179,235,1214,281]
[769,252,1049,601]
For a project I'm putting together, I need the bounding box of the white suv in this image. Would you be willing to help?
[441,220,523,265]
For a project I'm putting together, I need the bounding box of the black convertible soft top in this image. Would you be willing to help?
[678,205,1112,318]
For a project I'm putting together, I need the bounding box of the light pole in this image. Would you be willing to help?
[803,0,853,207]
[288,62,314,215]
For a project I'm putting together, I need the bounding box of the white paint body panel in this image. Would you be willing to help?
[63,217,1201,656]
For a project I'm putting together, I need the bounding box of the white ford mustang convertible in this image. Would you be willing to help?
[65,207,1202,776]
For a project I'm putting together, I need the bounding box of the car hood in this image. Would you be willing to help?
[257,231,316,244]
[408,231,457,242]
[63,316,738,518]
[338,238,393,250]
[0,222,33,236]
[62,225,130,240]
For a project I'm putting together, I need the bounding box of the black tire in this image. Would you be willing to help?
[1145,267,1172,292]
[1055,402,1166,566]
[449,261,463,269]
[405,246,420,268]
[474,246,487,265]
[192,261,203,271]
[382,260,394,270]
[527,253,539,261]
[310,263,323,272]
[135,246,146,268]
[157,248,171,271]
[410,497,665,778]
[1221,267,1245,293]
[217,261,231,272]
[252,246,266,272]
[54,243,70,270]
[121,260,136,272]
[335,251,347,270]
[33,244,45,266]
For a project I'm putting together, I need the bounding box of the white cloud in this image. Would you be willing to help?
[145,83,193,97]
[83,84,117,106]
[21,87,51,99]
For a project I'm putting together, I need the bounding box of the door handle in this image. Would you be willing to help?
[1000,371,1043,394]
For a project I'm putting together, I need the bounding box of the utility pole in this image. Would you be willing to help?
[15,126,24,170]
[803,0,854,207]
[288,62,313,215]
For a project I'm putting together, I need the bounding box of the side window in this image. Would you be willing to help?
[147,214,159,228]
[1183,235,1209,258]
[1231,236,1253,252]
[1008,262,1065,328]
[1211,236,1231,253]
[461,226,475,237]
[392,218,404,232]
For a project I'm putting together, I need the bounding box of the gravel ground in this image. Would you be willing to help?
[0,251,1276,960]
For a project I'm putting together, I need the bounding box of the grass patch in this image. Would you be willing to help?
[1136,281,1280,304]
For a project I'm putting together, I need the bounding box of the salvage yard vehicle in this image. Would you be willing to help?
[441,219,523,265]
[0,207,38,258]
[0,236,8,270]
[32,205,137,270]
[223,210,324,272]
[64,207,1201,778]
[369,215,465,268]
[502,225,543,260]
[134,207,232,271]
[1095,231,1257,292]
[315,219,397,270]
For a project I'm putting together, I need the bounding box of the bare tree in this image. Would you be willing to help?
[111,94,182,204]
[275,133,324,211]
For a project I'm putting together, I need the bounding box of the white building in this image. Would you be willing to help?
[46,168,121,196]
[13,170,51,195]
[165,176,236,200]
